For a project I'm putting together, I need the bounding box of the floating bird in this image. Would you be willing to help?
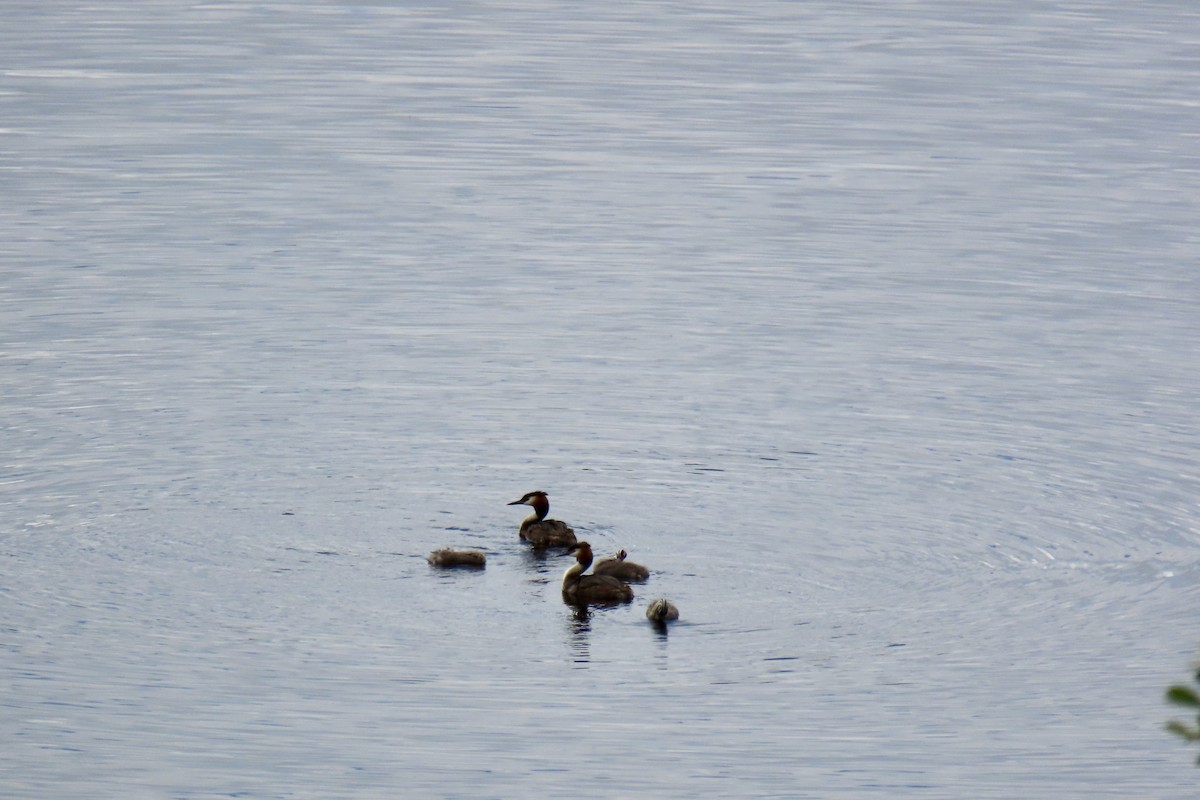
[507,491,577,548]
[427,548,486,568]
[645,598,679,623]
[593,548,649,582]
[561,541,633,605]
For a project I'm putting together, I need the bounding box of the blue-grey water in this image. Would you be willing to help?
[3,2,1199,797]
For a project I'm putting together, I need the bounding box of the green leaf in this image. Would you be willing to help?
[1166,686,1200,707]
[1166,721,1199,741]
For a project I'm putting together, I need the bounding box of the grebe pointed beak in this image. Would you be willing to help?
[507,499,523,505]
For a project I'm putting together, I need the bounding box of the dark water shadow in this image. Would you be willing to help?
[519,544,573,581]
[649,619,672,639]
[565,604,592,664]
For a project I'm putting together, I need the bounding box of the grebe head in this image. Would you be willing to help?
[508,490,550,520]
[566,540,594,568]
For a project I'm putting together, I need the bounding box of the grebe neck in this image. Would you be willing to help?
[561,560,586,591]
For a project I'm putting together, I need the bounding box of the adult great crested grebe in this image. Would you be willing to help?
[507,490,577,548]
[561,541,633,605]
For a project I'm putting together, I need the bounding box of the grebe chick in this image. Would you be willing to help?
[507,490,577,548]
[645,598,679,623]
[427,548,486,568]
[561,541,633,605]
[593,548,649,582]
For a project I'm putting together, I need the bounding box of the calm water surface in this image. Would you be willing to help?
[2,2,1199,797]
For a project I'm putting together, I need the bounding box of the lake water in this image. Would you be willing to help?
[3,2,1199,797]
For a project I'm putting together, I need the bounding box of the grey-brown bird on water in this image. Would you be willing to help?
[561,541,633,605]
[507,491,577,548]
[593,548,649,582]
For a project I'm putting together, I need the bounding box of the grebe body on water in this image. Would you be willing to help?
[645,598,679,623]
[507,491,577,548]
[561,541,633,605]
[593,548,649,582]
[427,548,486,568]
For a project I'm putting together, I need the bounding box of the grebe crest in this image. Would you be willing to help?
[645,598,679,623]
[507,490,576,548]
[427,548,486,568]
[561,540,633,605]
[594,548,650,582]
